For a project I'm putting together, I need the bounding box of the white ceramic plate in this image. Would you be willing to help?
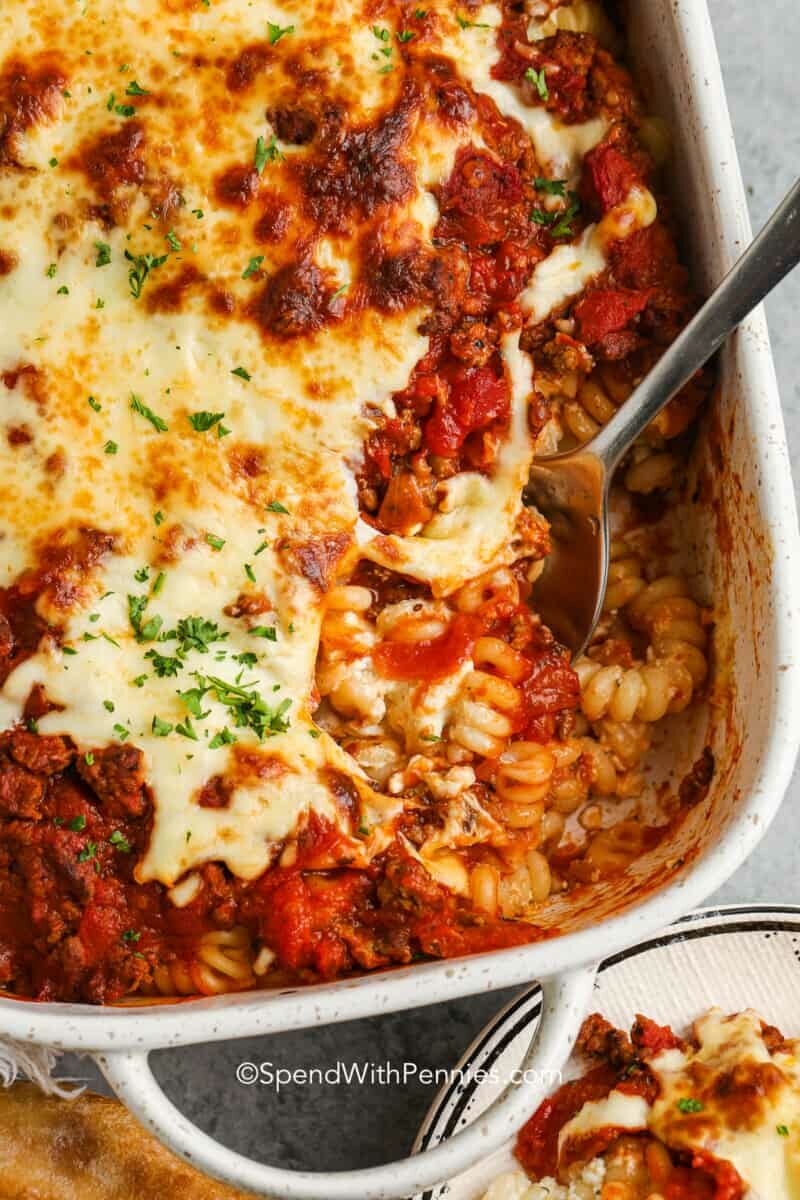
[413,905,800,1199]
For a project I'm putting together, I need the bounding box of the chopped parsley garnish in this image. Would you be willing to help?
[534,176,567,196]
[242,255,264,279]
[113,723,130,740]
[397,30,415,42]
[125,80,149,96]
[250,625,277,641]
[103,699,115,712]
[676,1098,704,1114]
[84,751,95,766]
[187,410,225,432]
[331,283,348,300]
[530,192,581,239]
[115,103,137,118]
[525,65,549,101]
[104,440,118,455]
[236,651,257,667]
[244,563,256,583]
[209,726,237,749]
[777,1124,790,1137]
[134,566,150,582]
[121,928,141,943]
[132,674,148,688]
[169,616,229,655]
[153,510,165,526]
[127,594,162,642]
[77,841,98,863]
[130,392,168,432]
[152,570,166,595]
[95,241,112,267]
[88,395,102,412]
[254,539,269,555]
[109,830,131,853]
[456,13,491,28]
[176,716,199,740]
[231,365,251,381]
[267,21,294,44]
[414,8,428,16]
[125,249,167,298]
[144,649,183,677]
[372,24,390,40]
[68,814,87,832]
[165,229,181,251]
[192,208,204,219]
[266,499,289,514]
[56,285,69,295]
[46,263,57,278]
[254,133,284,174]
[49,156,58,167]
[358,822,370,835]
[151,715,173,737]
[186,672,291,740]
[205,532,225,551]
[62,645,78,656]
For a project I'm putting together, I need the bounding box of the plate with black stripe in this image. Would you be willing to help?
[412,905,800,1199]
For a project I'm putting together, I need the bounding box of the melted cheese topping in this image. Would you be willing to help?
[649,1010,800,1200]
[0,0,635,891]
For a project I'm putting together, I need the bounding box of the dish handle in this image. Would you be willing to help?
[97,965,596,1200]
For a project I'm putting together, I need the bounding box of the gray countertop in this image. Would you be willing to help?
[62,0,800,1179]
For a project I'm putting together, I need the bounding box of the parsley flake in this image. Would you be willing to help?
[88,395,102,412]
[125,80,149,96]
[188,410,225,432]
[121,928,141,943]
[109,830,131,853]
[130,392,168,432]
[151,715,173,737]
[77,841,98,863]
[68,814,87,832]
[534,176,567,196]
[250,625,277,641]
[205,532,225,551]
[677,1098,704,1114]
[95,241,112,267]
[242,255,264,279]
[165,229,181,251]
[104,440,118,455]
[525,65,549,101]
[266,500,289,514]
[267,21,294,44]
[231,366,251,381]
[254,134,284,174]
[125,249,167,298]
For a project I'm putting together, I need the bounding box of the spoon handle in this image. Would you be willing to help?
[590,176,800,473]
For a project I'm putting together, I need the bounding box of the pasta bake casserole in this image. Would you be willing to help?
[483,1008,800,1199]
[0,0,713,1003]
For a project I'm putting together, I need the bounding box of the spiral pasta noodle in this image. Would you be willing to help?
[145,928,256,998]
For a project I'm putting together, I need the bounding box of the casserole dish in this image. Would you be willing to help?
[1,1,799,1198]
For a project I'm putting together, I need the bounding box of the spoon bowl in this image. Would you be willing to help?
[525,177,800,658]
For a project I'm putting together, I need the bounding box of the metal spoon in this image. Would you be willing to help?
[524,177,800,658]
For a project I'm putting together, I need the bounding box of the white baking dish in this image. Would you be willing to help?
[2,3,798,1198]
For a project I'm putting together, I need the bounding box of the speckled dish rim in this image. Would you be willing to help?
[411,903,800,1199]
[1,2,799,1198]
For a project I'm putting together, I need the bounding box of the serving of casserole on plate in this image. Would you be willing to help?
[1,0,798,1195]
[415,907,800,1200]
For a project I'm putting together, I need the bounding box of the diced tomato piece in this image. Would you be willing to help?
[438,149,524,246]
[514,1064,618,1179]
[423,365,509,457]
[581,144,640,213]
[520,651,580,729]
[374,613,479,683]
[632,1014,685,1057]
[378,471,433,534]
[574,288,650,346]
